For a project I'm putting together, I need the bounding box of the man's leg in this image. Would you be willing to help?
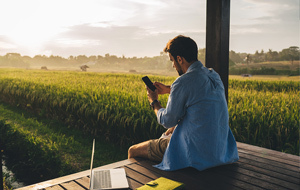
[128,140,150,159]
[128,138,170,162]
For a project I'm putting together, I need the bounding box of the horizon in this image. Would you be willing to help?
[1,44,298,59]
[0,0,299,58]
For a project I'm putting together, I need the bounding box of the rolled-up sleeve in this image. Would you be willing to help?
[157,80,187,129]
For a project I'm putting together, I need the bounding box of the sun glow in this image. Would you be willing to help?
[1,0,67,54]
[0,0,129,55]
[0,0,297,57]
[9,22,61,48]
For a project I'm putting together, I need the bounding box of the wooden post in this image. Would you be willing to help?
[205,0,230,102]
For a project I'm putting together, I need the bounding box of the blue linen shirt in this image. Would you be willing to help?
[155,61,239,171]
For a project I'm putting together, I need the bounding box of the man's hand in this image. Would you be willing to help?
[165,126,175,135]
[146,86,158,103]
[153,82,171,94]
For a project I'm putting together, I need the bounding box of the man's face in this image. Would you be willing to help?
[169,54,184,76]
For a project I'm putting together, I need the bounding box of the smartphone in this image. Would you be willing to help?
[142,76,156,92]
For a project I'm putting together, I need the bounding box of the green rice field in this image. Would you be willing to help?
[0,68,299,155]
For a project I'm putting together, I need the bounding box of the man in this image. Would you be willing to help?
[128,35,239,171]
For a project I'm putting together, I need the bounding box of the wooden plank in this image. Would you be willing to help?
[112,163,146,189]
[17,159,137,190]
[60,181,85,189]
[136,159,245,190]
[17,145,300,190]
[136,157,300,190]
[237,142,299,162]
[223,163,300,190]
[122,165,153,185]
[238,147,299,167]
[214,165,287,190]
[126,177,144,190]
[133,160,212,190]
[237,159,300,185]
[75,176,90,189]
[239,156,300,181]
[239,152,300,174]
[127,162,225,190]
[126,163,164,179]
[182,164,260,190]
[129,164,208,189]
[44,185,64,190]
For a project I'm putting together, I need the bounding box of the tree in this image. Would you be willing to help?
[266,49,273,61]
[89,55,97,62]
[289,46,300,65]
[229,50,243,63]
[245,54,251,64]
[4,53,29,68]
[76,55,88,64]
[279,48,290,61]
[253,49,265,63]
[5,53,21,58]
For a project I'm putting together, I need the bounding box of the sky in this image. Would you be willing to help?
[0,0,298,58]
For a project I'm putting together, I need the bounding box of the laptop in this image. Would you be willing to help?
[89,139,129,190]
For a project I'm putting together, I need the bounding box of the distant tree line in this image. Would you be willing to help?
[0,46,298,69]
[197,46,300,65]
[228,46,300,64]
[0,53,171,70]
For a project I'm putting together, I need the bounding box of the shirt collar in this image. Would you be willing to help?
[186,61,203,74]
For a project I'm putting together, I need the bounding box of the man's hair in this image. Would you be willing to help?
[163,35,198,63]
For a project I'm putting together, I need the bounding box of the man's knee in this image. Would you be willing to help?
[127,141,149,159]
[128,145,136,158]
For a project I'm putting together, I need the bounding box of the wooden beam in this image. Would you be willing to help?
[205,0,230,102]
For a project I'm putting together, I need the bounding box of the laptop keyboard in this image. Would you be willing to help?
[94,170,112,189]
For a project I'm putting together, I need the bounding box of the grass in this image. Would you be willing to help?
[228,88,299,154]
[0,102,127,186]
[229,75,300,81]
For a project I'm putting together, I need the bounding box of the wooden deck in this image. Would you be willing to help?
[18,142,299,190]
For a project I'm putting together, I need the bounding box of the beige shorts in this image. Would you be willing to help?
[147,138,170,162]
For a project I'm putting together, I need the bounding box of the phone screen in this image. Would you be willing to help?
[142,76,156,92]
